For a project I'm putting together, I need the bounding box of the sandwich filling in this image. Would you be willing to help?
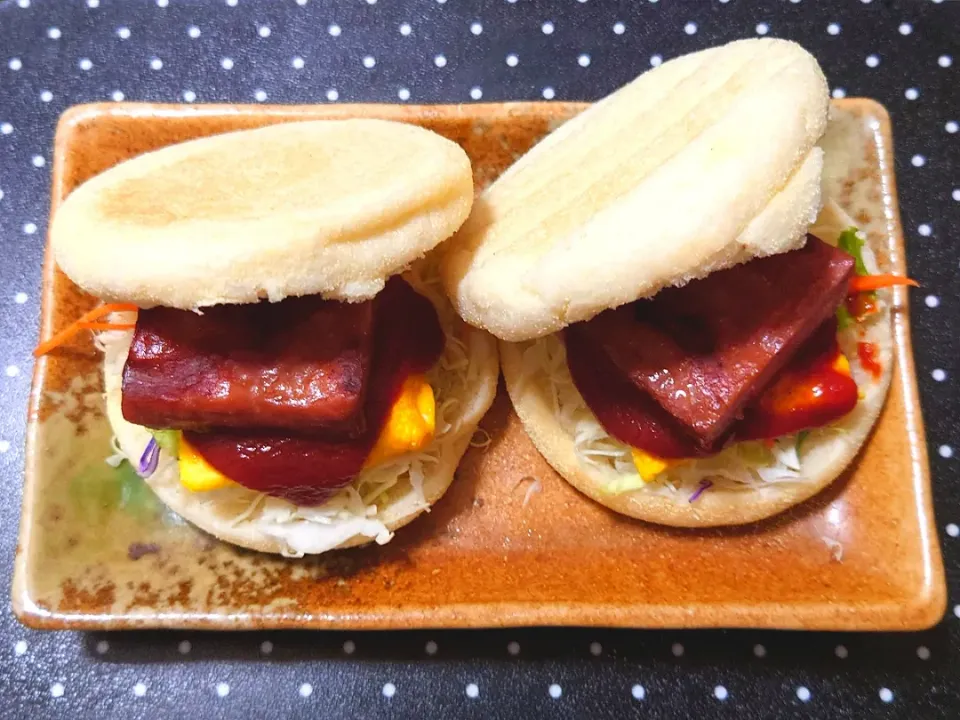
[120,277,445,504]
[550,231,906,490]
[565,236,856,459]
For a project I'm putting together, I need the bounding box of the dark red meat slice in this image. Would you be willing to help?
[564,324,722,459]
[566,318,858,458]
[577,237,855,446]
[122,292,374,436]
[183,278,445,505]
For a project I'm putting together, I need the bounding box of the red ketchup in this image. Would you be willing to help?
[846,292,877,322]
[183,278,444,505]
[857,341,883,380]
[736,321,858,441]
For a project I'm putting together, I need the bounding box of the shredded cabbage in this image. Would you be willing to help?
[469,428,492,449]
[104,433,127,468]
[522,478,542,507]
[821,535,844,562]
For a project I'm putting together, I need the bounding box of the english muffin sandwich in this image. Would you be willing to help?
[441,39,914,527]
[40,119,499,555]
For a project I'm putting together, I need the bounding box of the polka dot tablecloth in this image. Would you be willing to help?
[0,1,958,717]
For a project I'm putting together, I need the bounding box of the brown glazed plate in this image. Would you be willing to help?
[12,99,946,631]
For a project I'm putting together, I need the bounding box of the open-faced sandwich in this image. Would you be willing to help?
[39,119,499,555]
[442,39,915,527]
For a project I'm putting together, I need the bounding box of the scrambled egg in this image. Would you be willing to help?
[364,375,435,468]
[832,352,851,376]
[178,435,233,492]
[178,374,436,492]
[630,447,673,482]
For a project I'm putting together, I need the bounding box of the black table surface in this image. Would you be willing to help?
[1,1,958,718]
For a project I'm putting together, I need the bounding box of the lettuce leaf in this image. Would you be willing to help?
[604,474,647,494]
[837,227,869,276]
[836,227,869,329]
[836,303,854,330]
[150,429,180,456]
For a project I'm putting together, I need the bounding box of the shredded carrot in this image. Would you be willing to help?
[848,275,918,294]
[76,322,137,331]
[33,303,139,357]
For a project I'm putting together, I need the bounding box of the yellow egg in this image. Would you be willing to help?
[364,374,436,468]
[179,433,234,492]
[832,351,851,376]
[177,374,437,492]
[630,447,672,481]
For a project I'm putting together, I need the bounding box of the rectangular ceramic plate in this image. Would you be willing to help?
[13,100,946,631]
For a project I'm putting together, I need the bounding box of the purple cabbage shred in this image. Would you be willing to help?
[136,437,160,478]
[688,479,713,504]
